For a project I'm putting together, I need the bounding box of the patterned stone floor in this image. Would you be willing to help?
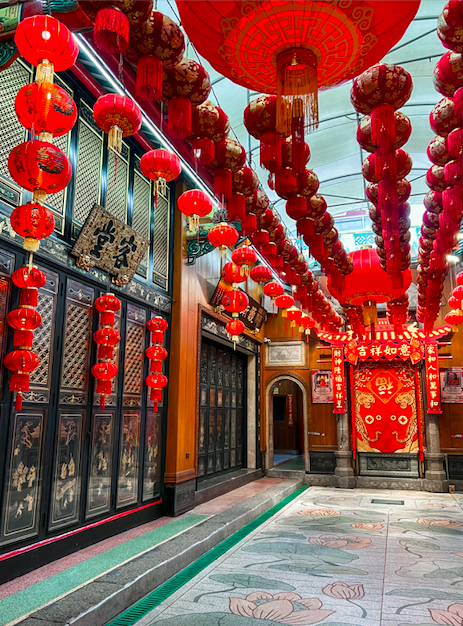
[137,486,463,626]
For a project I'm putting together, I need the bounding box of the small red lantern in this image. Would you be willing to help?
[263,281,284,300]
[223,262,247,287]
[146,345,168,372]
[7,308,42,330]
[15,15,78,82]
[4,349,40,410]
[147,316,168,344]
[445,309,463,330]
[222,289,249,318]
[12,266,46,289]
[275,293,295,317]
[94,327,121,360]
[178,189,213,232]
[286,306,303,331]
[250,265,272,285]
[208,223,239,255]
[93,94,142,153]
[95,293,121,326]
[189,101,229,165]
[140,149,181,203]
[91,362,119,408]
[10,203,55,252]
[163,59,212,139]
[453,285,463,302]
[15,82,77,141]
[146,373,168,411]
[226,318,245,348]
[231,246,257,276]
[8,141,72,202]
[207,138,247,200]
[299,315,316,335]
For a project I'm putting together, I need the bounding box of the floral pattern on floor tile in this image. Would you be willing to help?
[145,487,463,626]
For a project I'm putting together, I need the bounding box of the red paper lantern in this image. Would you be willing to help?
[351,64,413,115]
[7,308,42,330]
[8,141,72,202]
[162,59,212,139]
[146,345,168,372]
[12,266,46,289]
[95,293,121,325]
[223,262,246,286]
[445,309,463,329]
[222,289,249,318]
[207,138,247,200]
[357,111,411,153]
[140,149,181,201]
[177,190,213,232]
[146,373,168,409]
[299,315,316,335]
[275,293,295,317]
[94,327,121,360]
[124,10,184,102]
[226,318,245,347]
[91,362,119,408]
[263,281,284,300]
[208,223,239,254]
[15,15,78,82]
[4,349,40,410]
[93,94,142,153]
[231,246,257,275]
[250,265,272,285]
[189,101,229,165]
[177,1,418,139]
[286,306,303,328]
[147,316,168,344]
[430,97,459,137]
[15,82,77,141]
[244,95,285,173]
[10,203,55,252]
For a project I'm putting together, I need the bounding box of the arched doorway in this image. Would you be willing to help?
[266,375,309,472]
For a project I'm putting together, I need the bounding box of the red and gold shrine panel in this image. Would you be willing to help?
[354,361,419,454]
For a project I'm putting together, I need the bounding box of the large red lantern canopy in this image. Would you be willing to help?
[176,0,419,146]
[327,248,411,327]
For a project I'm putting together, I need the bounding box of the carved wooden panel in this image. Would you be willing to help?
[1,410,46,545]
[26,267,59,403]
[122,304,146,407]
[143,410,161,501]
[86,410,115,519]
[59,279,94,405]
[117,410,141,508]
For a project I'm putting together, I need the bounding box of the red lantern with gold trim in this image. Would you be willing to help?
[147,316,168,344]
[15,82,77,141]
[146,373,168,411]
[263,280,284,301]
[231,246,257,276]
[93,94,142,153]
[207,138,246,200]
[226,318,245,348]
[92,362,119,408]
[208,223,239,255]
[15,15,78,82]
[223,262,246,287]
[12,266,46,289]
[275,293,295,317]
[178,190,213,232]
[4,349,40,410]
[250,265,272,285]
[222,289,249,318]
[140,149,181,204]
[189,101,229,166]
[10,203,55,252]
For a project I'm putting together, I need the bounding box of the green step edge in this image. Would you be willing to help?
[106,486,308,626]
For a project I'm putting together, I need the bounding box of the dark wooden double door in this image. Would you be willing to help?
[0,245,164,551]
[198,339,246,480]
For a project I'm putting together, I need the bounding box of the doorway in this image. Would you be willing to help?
[272,379,304,471]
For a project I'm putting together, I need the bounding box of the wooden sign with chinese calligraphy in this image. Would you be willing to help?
[210,279,266,333]
[71,205,149,285]
[332,346,346,414]
[425,343,442,414]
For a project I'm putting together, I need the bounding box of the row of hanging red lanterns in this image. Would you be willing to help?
[351,63,414,286]
[92,294,121,409]
[416,0,463,333]
[3,16,79,411]
[146,317,169,411]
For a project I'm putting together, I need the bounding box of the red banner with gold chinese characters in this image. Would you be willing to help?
[332,346,346,414]
[425,343,442,414]
[353,361,419,453]
[287,394,294,427]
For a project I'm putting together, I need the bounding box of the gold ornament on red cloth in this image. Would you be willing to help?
[92,293,121,408]
[189,101,229,166]
[206,137,246,200]
[124,10,185,103]
[226,318,245,349]
[162,59,211,139]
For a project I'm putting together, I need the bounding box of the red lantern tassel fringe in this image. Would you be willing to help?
[168,96,192,139]
[291,101,306,176]
[454,87,463,124]
[214,168,232,200]
[228,193,245,222]
[94,6,130,54]
[260,131,282,172]
[136,55,163,103]
[192,137,215,165]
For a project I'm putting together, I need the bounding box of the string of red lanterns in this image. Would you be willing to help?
[92,294,121,409]
[146,317,169,412]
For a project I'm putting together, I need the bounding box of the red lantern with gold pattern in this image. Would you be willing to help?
[95,292,121,328]
[94,327,121,360]
[124,10,185,102]
[356,110,411,153]
[263,281,284,301]
[189,101,229,165]
[15,82,77,141]
[430,97,459,137]
[10,203,55,252]
[91,362,119,408]
[7,308,42,331]
[147,316,168,344]
[351,64,413,115]
[207,137,247,200]
[223,262,246,286]
[231,246,257,276]
[15,15,78,82]
[222,289,249,318]
[275,293,295,317]
[226,318,245,348]
[244,95,286,173]
[4,349,40,410]
[250,265,272,285]
[178,189,213,232]
[146,373,168,410]
[8,141,72,202]
[12,266,46,289]
[93,94,142,153]
[162,59,211,139]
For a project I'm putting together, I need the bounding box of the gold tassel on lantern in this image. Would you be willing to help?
[108,125,123,153]
[362,301,378,326]
[188,215,200,232]
[36,59,54,84]
[32,190,47,203]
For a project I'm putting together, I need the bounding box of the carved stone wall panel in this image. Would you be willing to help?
[266,341,306,367]
[59,279,95,405]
